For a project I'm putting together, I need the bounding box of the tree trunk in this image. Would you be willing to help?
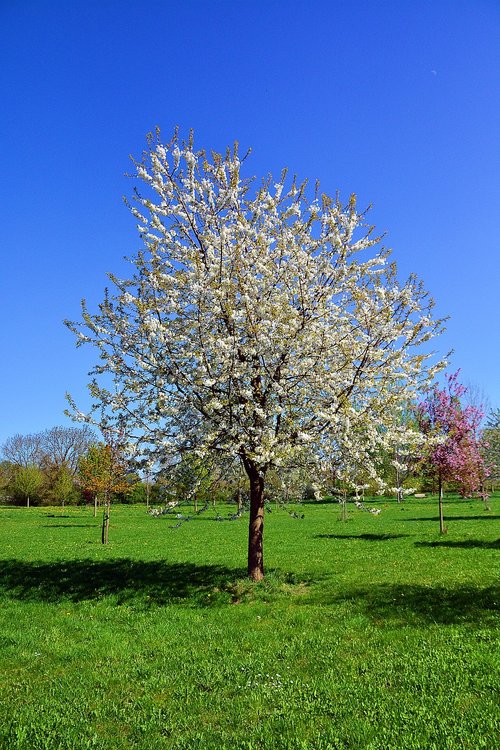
[27,496,30,508]
[438,476,446,534]
[194,493,198,513]
[395,465,402,503]
[480,482,491,511]
[101,492,110,544]
[245,463,266,581]
[341,492,348,521]
[93,494,98,518]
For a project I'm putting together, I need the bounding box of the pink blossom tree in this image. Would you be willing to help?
[416,372,488,533]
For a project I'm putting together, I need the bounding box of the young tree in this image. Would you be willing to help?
[78,443,132,543]
[66,130,444,580]
[417,372,488,533]
[47,465,77,508]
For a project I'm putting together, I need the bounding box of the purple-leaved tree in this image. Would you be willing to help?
[417,372,488,533]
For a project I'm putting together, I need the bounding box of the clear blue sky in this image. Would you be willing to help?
[0,0,499,446]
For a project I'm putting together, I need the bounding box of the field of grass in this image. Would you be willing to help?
[0,494,499,749]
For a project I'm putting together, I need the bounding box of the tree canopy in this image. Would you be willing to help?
[67,129,445,578]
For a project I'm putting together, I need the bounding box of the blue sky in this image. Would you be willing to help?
[0,0,499,446]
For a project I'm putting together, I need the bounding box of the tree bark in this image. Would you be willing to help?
[27,496,30,508]
[93,494,98,518]
[245,462,266,581]
[438,475,446,534]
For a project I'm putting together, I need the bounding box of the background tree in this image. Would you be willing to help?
[40,425,96,473]
[482,408,500,492]
[417,372,488,533]
[1,426,96,506]
[12,465,44,507]
[159,454,213,511]
[2,433,43,468]
[0,461,15,499]
[45,465,78,508]
[78,443,132,543]
[66,130,444,580]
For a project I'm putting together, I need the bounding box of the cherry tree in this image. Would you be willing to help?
[386,408,426,502]
[66,129,444,580]
[416,372,488,533]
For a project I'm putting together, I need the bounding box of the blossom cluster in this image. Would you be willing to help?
[67,129,445,491]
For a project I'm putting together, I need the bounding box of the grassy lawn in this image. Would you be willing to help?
[0,495,498,749]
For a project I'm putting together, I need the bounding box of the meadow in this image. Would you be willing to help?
[0,495,498,750]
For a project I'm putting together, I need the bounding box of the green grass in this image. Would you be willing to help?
[0,495,499,749]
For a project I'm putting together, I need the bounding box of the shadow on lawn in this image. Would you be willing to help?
[42,524,97,528]
[315,533,409,542]
[2,560,498,623]
[0,559,245,607]
[404,515,500,522]
[325,583,500,625]
[415,539,500,550]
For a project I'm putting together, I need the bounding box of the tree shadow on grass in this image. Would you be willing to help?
[0,559,245,608]
[42,524,98,528]
[415,539,500,550]
[315,533,409,541]
[404,515,500,522]
[324,583,500,625]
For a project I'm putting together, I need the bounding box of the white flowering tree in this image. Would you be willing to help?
[66,129,444,580]
[386,407,427,502]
